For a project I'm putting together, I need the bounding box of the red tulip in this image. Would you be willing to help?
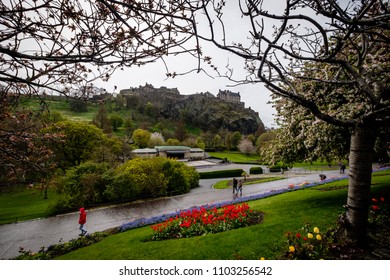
[372,205,379,211]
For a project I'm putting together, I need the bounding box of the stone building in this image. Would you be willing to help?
[131,146,205,160]
[217,90,241,103]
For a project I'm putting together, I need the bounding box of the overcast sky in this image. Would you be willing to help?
[93,2,284,129]
[96,60,277,128]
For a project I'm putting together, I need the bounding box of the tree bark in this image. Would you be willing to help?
[344,124,376,246]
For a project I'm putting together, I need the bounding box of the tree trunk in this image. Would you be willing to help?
[344,125,376,246]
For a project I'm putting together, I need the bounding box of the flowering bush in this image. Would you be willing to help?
[150,203,263,240]
[284,224,331,260]
[368,196,387,226]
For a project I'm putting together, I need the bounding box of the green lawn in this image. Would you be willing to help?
[293,160,342,170]
[55,170,390,260]
[0,188,58,224]
[208,151,345,170]
[208,151,262,164]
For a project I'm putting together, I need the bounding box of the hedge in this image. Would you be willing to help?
[199,169,244,179]
[269,165,289,173]
[250,167,263,175]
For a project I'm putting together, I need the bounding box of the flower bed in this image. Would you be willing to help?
[150,203,263,240]
[284,225,329,260]
[120,167,390,233]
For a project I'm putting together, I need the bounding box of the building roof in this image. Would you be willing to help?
[132,146,204,154]
[190,148,205,152]
[155,146,191,152]
[132,148,157,154]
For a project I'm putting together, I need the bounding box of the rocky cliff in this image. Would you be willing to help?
[120,87,264,134]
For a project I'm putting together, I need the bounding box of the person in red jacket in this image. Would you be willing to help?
[78,207,87,236]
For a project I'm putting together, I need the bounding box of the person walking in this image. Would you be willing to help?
[232,178,238,195]
[78,207,87,236]
[340,164,346,174]
[238,179,243,196]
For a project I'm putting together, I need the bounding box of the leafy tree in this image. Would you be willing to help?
[247,134,256,145]
[257,130,278,160]
[132,129,151,148]
[69,99,88,112]
[152,122,166,133]
[195,137,206,150]
[200,131,215,149]
[114,95,125,111]
[174,119,188,142]
[144,101,157,118]
[50,121,105,169]
[92,103,112,134]
[40,111,66,124]
[224,133,232,151]
[256,130,277,150]
[231,131,242,150]
[166,138,181,146]
[213,134,222,149]
[90,135,129,165]
[109,114,123,132]
[124,117,133,137]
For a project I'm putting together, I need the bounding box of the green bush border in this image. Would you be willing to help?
[250,167,263,175]
[199,169,244,179]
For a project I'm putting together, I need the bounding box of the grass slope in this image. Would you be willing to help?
[0,189,58,224]
[208,151,261,164]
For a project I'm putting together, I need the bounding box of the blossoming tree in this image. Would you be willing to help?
[186,0,389,246]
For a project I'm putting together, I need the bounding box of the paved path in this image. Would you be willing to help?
[0,164,344,260]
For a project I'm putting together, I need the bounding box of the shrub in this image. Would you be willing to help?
[15,231,113,260]
[250,167,263,175]
[268,165,289,173]
[53,162,113,212]
[106,157,199,202]
[199,169,244,179]
[162,160,199,195]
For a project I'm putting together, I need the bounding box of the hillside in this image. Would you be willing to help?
[19,85,265,137]
[119,84,265,135]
